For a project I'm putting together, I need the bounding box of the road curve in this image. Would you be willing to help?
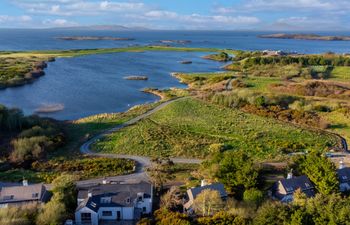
[78,97,203,185]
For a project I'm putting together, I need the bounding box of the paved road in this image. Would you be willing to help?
[79,97,203,186]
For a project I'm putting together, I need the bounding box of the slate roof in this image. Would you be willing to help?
[0,184,48,204]
[187,183,227,201]
[76,181,152,212]
[279,175,314,194]
[337,167,350,183]
[272,175,315,201]
[184,183,227,209]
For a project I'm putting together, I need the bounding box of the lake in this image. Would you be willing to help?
[1,29,350,120]
[0,51,224,120]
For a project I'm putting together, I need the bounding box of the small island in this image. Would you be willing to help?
[124,76,148,80]
[57,36,135,41]
[160,40,192,44]
[259,33,350,41]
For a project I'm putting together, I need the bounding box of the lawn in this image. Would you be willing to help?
[330,66,350,81]
[92,97,337,159]
[243,76,282,92]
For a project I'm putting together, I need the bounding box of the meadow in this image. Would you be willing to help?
[92,98,336,159]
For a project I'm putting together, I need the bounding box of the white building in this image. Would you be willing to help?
[75,181,152,225]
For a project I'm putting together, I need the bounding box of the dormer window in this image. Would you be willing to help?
[100,197,111,204]
[3,195,14,200]
[137,193,144,201]
[305,183,310,188]
[32,193,39,198]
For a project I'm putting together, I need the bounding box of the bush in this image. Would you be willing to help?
[243,188,264,205]
[10,136,52,164]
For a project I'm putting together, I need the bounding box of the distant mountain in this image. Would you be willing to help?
[50,25,150,31]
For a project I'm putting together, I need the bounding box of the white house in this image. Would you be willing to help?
[75,181,152,225]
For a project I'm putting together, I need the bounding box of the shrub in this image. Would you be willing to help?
[243,188,264,205]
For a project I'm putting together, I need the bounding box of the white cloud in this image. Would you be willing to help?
[13,0,147,16]
[42,18,77,27]
[0,15,32,23]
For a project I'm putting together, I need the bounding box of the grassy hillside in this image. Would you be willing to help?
[92,98,336,159]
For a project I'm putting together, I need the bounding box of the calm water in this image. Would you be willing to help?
[0,51,224,119]
[0,29,350,119]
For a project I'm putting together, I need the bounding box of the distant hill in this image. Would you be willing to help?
[259,33,350,41]
[50,25,150,31]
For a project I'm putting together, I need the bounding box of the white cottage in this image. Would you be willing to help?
[75,181,152,225]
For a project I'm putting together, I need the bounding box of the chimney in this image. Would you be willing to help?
[339,159,345,170]
[287,169,293,179]
[201,179,207,187]
[22,179,28,186]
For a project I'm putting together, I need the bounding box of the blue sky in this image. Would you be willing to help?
[0,0,348,30]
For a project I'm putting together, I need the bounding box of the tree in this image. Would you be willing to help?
[297,152,339,195]
[160,186,182,211]
[193,189,224,217]
[154,208,191,225]
[243,188,264,205]
[217,151,260,194]
[197,211,249,225]
[51,174,78,211]
[147,159,174,192]
[36,195,66,225]
[253,201,289,225]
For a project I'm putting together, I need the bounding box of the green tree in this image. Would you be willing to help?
[297,152,339,195]
[217,151,260,193]
[36,195,66,225]
[243,188,264,205]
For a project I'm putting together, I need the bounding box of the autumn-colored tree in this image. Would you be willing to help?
[193,189,224,217]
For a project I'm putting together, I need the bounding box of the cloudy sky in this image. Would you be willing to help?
[0,0,349,30]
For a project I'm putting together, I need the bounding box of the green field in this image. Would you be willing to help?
[92,98,337,159]
[330,66,350,81]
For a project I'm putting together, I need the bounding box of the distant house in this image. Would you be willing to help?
[0,180,50,208]
[75,181,153,225]
[337,160,350,192]
[184,181,227,212]
[272,171,315,203]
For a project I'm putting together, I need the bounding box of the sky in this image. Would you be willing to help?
[0,0,349,30]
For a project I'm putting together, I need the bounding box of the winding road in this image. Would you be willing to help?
[78,78,349,186]
[78,97,202,186]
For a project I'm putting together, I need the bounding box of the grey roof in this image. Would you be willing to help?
[188,183,227,201]
[337,168,350,183]
[273,175,315,201]
[279,175,314,194]
[0,184,47,204]
[76,181,152,212]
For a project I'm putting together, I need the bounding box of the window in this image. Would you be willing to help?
[137,193,144,201]
[81,213,91,221]
[102,211,112,217]
[126,197,130,204]
[3,195,14,200]
[100,197,111,204]
[143,207,146,212]
[32,193,39,198]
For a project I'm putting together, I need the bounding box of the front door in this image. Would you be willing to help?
[117,211,121,221]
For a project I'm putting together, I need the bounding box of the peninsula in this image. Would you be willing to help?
[57,36,135,41]
[259,33,350,41]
